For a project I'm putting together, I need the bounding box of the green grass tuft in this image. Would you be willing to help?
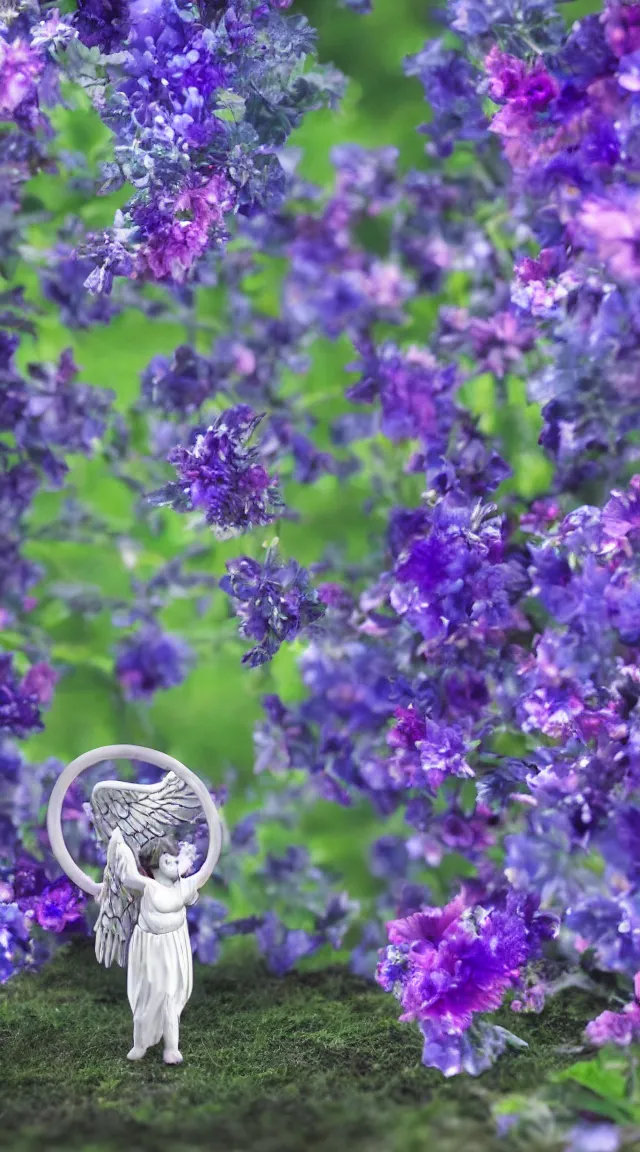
[0,940,607,1152]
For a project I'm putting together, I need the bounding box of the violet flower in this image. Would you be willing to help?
[149,405,282,538]
[220,545,325,667]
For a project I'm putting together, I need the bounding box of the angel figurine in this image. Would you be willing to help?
[47,744,223,1065]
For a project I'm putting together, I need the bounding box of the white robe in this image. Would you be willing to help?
[127,874,198,1049]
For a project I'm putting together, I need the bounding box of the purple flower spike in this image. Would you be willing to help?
[115,626,192,701]
[149,405,282,539]
[220,545,325,666]
[0,656,44,739]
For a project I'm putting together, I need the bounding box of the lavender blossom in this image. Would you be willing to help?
[0,656,44,739]
[149,405,282,538]
[220,545,325,666]
[115,627,192,701]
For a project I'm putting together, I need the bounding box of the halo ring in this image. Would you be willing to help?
[46,744,222,898]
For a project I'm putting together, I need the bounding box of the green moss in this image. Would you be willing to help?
[0,940,608,1152]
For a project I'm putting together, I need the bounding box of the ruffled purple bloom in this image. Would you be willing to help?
[150,405,282,538]
[376,888,556,1072]
[74,0,129,52]
[32,878,86,934]
[220,546,325,667]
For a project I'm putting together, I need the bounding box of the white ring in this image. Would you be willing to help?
[46,744,223,899]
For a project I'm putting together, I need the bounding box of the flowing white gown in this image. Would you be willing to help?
[127,873,198,1049]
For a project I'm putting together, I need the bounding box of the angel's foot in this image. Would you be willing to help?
[163,1049,183,1065]
[127,1046,147,1061]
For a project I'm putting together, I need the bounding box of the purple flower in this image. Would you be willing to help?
[377,891,525,1033]
[377,887,555,1072]
[605,4,640,59]
[115,627,191,701]
[150,405,282,539]
[74,0,129,51]
[0,902,32,984]
[485,46,559,114]
[21,349,114,463]
[346,341,457,447]
[585,1005,640,1048]
[135,176,236,284]
[33,878,86,934]
[390,492,512,647]
[404,41,487,157]
[579,194,640,284]
[220,546,325,667]
[0,38,43,120]
[0,656,44,739]
[387,708,474,793]
[420,1020,523,1078]
[141,345,217,415]
[256,911,321,976]
[187,897,228,965]
[20,663,57,707]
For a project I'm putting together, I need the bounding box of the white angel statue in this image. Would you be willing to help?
[47,744,224,1066]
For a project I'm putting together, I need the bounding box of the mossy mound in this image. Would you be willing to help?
[0,940,603,1152]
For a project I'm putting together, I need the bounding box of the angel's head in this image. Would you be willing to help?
[139,834,181,881]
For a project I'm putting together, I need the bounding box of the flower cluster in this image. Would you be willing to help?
[148,404,283,538]
[68,0,344,289]
[220,545,325,666]
[376,888,557,1076]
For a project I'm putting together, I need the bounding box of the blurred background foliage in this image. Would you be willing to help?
[6,0,603,920]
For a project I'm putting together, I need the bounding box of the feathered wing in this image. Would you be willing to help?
[94,830,140,969]
[89,771,204,856]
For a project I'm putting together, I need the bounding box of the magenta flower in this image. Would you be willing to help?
[585,1005,640,1048]
[135,175,237,284]
[579,194,640,284]
[0,38,43,119]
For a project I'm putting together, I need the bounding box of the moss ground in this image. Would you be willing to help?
[0,940,609,1152]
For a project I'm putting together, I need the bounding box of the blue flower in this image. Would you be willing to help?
[220,545,325,666]
[115,626,192,700]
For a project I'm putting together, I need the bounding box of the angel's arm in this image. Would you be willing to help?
[110,830,149,893]
[119,870,149,893]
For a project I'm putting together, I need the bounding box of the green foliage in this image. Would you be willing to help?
[0,940,622,1152]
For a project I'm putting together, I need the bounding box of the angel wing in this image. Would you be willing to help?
[89,771,204,857]
[94,829,140,968]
